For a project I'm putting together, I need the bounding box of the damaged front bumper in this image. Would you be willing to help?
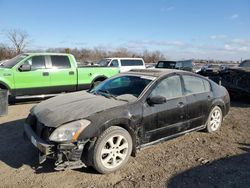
[23,123,87,170]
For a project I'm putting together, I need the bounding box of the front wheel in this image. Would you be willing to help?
[206,106,223,133]
[92,126,132,174]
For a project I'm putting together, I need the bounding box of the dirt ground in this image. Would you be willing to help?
[0,99,249,188]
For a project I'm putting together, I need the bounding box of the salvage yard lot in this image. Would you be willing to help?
[0,100,250,188]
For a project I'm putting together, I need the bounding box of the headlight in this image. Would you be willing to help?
[49,119,91,142]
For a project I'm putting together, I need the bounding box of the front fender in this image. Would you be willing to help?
[78,116,136,141]
[0,69,15,90]
[78,116,138,156]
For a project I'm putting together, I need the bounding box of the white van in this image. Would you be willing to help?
[96,58,146,72]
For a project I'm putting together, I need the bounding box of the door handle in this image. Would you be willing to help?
[178,102,185,108]
[69,71,75,75]
[42,72,49,76]
[207,95,211,100]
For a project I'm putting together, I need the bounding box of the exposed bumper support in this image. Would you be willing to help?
[23,123,54,155]
[23,123,87,170]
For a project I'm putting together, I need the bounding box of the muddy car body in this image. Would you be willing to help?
[205,60,250,97]
[24,69,230,173]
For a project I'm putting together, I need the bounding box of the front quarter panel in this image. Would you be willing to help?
[0,68,15,90]
[78,102,143,146]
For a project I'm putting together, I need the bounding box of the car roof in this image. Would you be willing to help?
[124,68,186,78]
[23,52,72,56]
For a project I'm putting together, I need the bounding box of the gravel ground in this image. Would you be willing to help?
[0,99,249,188]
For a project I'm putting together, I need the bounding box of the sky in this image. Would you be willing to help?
[0,0,249,61]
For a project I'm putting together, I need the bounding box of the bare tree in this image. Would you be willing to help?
[7,29,29,54]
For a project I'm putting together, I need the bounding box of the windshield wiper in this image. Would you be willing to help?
[98,89,118,100]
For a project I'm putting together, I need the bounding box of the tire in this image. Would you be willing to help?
[6,90,15,105]
[92,126,132,174]
[0,88,15,105]
[205,106,223,133]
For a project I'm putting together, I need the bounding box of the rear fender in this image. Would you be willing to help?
[210,99,226,117]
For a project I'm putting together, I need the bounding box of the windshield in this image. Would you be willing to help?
[0,54,28,68]
[156,61,176,69]
[96,59,111,66]
[90,75,153,99]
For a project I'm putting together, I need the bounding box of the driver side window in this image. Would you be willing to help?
[151,75,183,99]
[23,56,46,70]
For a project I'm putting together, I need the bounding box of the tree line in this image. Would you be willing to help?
[0,29,166,64]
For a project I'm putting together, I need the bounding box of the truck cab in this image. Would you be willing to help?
[97,58,146,72]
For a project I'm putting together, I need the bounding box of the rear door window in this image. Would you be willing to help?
[120,60,143,66]
[183,75,209,94]
[51,56,71,68]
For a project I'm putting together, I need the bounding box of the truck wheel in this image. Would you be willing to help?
[0,88,15,105]
[8,95,16,105]
[92,126,132,174]
[205,106,222,133]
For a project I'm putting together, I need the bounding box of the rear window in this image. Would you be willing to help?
[51,56,71,68]
[120,60,144,66]
[183,75,210,94]
[156,61,176,68]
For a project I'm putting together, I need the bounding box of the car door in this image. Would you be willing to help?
[13,55,51,96]
[182,74,212,129]
[47,55,77,93]
[142,74,188,143]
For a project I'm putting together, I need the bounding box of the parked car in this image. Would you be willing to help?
[199,64,221,76]
[0,53,119,102]
[146,63,156,69]
[155,60,194,72]
[219,64,237,71]
[96,58,146,72]
[238,59,250,68]
[0,59,9,65]
[219,59,250,97]
[24,69,230,174]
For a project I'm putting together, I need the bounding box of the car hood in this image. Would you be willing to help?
[31,91,130,128]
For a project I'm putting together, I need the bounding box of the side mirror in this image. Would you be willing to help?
[19,64,31,72]
[148,95,166,105]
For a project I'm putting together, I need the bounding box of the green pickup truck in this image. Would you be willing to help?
[0,53,119,101]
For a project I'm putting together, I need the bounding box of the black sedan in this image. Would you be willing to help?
[24,69,230,173]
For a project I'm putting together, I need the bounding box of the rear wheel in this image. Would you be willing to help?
[92,126,132,174]
[206,106,223,133]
